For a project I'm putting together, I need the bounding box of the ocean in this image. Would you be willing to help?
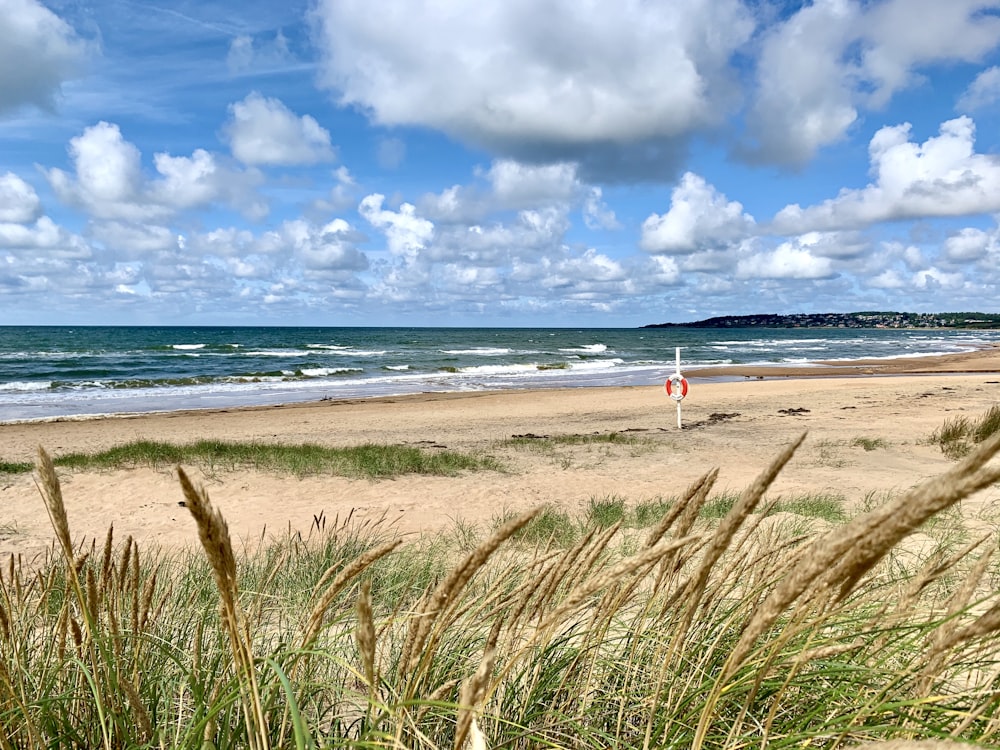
[2,325,998,423]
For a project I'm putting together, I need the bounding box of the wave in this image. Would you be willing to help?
[440,347,513,356]
[0,380,52,392]
[171,344,206,350]
[559,344,608,354]
[299,367,363,377]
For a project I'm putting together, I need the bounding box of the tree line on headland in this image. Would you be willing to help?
[644,311,1000,329]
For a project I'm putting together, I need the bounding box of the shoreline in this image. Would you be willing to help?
[2,345,1000,560]
[5,345,1000,428]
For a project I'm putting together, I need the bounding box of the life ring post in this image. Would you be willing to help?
[664,347,688,429]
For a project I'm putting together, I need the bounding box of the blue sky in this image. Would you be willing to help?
[4,0,1000,326]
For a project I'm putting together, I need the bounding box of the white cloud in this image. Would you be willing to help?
[0,216,90,258]
[312,0,754,176]
[958,66,1000,111]
[913,266,965,290]
[0,0,89,115]
[744,0,1000,165]
[260,219,368,272]
[486,160,580,206]
[868,269,906,289]
[944,226,998,262]
[358,194,434,258]
[772,117,1000,233]
[224,92,335,166]
[46,121,267,221]
[736,241,835,280]
[583,188,620,230]
[641,173,755,254]
[744,0,860,165]
[226,32,293,75]
[90,221,178,255]
[421,159,584,222]
[0,173,42,223]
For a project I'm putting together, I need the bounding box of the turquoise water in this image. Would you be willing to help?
[1,326,997,422]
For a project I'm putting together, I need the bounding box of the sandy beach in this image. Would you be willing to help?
[3,346,1000,561]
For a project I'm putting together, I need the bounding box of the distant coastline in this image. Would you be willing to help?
[644,311,1000,329]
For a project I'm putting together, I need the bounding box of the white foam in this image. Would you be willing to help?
[559,344,608,354]
[0,380,51,392]
[440,348,512,355]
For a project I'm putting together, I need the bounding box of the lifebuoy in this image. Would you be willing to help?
[665,374,688,402]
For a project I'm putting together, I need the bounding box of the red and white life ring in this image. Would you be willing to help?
[665,374,688,402]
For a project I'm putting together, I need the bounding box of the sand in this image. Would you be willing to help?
[3,347,1000,561]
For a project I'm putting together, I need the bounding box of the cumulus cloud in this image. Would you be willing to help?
[772,117,1000,233]
[640,173,755,254]
[0,0,89,115]
[736,239,836,280]
[258,219,368,272]
[943,226,998,262]
[312,0,754,179]
[0,216,90,259]
[0,173,42,223]
[744,0,1000,165]
[358,194,434,258]
[89,221,178,256]
[224,92,335,166]
[421,160,584,222]
[46,121,267,221]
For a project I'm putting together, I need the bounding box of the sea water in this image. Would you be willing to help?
[1,325,997,422]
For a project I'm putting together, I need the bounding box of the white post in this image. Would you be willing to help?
[675,347,682,429]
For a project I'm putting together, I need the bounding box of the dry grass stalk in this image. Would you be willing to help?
[86,566,99,624]
[527,526,600,621]
[34,448,73,564]
[355,580,376,691]
[400,507,540,681]
[937,594,1000,653]
[917,543,997,696]
[535,534,699,633]
[100,524,114,589]
[652,469,719,599]
[119,675,152,743]
[176,466,269,750]
[453,625,499,750]
[885,534,990,621]
[562,522,622,595]
[723,430,1000,684]
[118,536,133,594]
[680,433,806,616]
[645,468,719,549]
[301,538,402,650]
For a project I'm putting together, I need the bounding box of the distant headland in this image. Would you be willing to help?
[643,311,1000,329]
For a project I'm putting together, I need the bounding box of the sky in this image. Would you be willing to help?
[4,0,1000,327]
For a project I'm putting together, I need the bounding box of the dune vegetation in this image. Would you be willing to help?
[2,433,1000,748]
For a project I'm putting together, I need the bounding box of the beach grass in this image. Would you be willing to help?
[504,431,656,449]
[931,405,1000,458]
[0,439,502,478]
[5,437,1000,749]
[851,436,888,451]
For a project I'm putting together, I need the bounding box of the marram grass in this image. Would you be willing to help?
[3,433,1000,749]
[0,438,502,478]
